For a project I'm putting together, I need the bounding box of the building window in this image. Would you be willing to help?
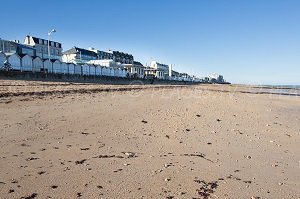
[39,39,42,44]
[44,40,48,45]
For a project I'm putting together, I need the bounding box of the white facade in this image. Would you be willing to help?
[21,55,33,71]
[33,57,43,72]
[150,61,169,71]
[24,35,62,61]
[87,59,124,69]
[0,52,6,67]
[7,53,21,70]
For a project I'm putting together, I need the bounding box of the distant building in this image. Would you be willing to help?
[24,35,62,60]
[87,59,124,68]
[144,67,165,79]
[150,61,169,79]
[0,38,35,57]
[124,61,145,78]
[62,47,98,64]
[110,50,133,64]
[88,47,113,60]
[209,74,224,83]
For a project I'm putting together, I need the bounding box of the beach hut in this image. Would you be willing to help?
[43,59,52,73]
[61,62,68,74]
[52,59,61,74]
[121,69,127,77]
[112,68,118,77]
[115,68,121,77]
[95,66,103,76]
[68,63,75,75]
[74,64,82,75]
[82,64,89,75]
[7,53,21,71]
[102,67,108,76]
[0,52,6,67]
[89,64,96,76]
[20,54,33,72]
[33,57,43,72]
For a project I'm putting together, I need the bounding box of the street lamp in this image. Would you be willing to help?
[48,29,56,63]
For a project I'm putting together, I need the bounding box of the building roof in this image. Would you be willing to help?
[28,35,62,48]
[5,52,20,58]
[51,59,61,63]
[19,54,32,58]
[133,61,143,66]
[62,47,97,57]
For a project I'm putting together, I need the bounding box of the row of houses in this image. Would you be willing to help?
[0,35,227,83]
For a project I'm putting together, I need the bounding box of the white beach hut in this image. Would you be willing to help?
[121,69,127,77]
[0,52,7,67]
[60,62,68,74]
[52,60,61,74]
[82,64,89,75]
[115,68,121,77]
[68,63,75,75]
[112,68,118,77]
[102,67,108,76]
[7,53,21,71]
[95,66,101,76]
[33,57,43,72]
[43,59,52,73]
[21,54,33,71]
[74,64,82,75]
[89,64,96,76]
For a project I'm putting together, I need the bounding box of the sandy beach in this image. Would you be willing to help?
[0,80,299,199]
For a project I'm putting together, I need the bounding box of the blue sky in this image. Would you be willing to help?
[1,0,300,84]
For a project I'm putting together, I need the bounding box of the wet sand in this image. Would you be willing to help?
[0,80,299,199]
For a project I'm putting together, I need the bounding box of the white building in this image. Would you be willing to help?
[124,61,145,78]
[87,59,124,69]
[150,61,169,79]
[62,47,97,64]
[144,67,165,79]
[209,74,224,83]
[24,35,62,61]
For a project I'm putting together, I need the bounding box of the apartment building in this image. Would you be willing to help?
[24,35,62,61]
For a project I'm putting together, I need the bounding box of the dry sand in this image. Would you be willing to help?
[0,80,299,199]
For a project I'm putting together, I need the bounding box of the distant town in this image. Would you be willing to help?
[0,34,227,83]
